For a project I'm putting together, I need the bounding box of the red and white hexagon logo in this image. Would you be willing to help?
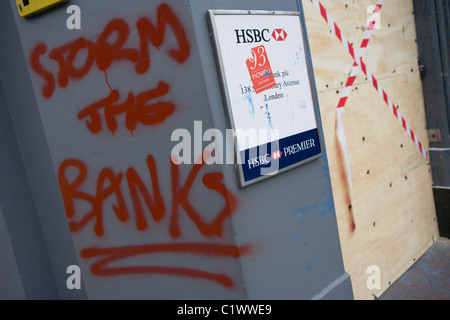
[272,29,288,41]
[271,150,283,160]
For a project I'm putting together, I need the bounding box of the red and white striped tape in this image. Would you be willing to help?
[310,0,429,161]
[336,0,384,194]
[337,1,383,109]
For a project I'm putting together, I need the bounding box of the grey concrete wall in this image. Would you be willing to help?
[0,0,85,300]
[0,68,60,299]
[0,202,26,300]
[0,0,352,299]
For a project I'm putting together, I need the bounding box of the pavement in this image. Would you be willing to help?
[379,238,450,300]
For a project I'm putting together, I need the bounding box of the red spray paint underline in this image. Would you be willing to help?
[81,242,251,288]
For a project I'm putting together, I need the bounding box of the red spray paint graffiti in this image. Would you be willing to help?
[33,3,245,288]
[80,243,249,288]
[58,153,236,238]
[30,3,190,99]
[58,153,245,287]
[77,82,175,136]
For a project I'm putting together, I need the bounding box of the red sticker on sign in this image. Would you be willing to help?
[246,45,276,94]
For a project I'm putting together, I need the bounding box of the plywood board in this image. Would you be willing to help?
[302,0,440,299]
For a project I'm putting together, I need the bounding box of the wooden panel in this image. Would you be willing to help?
[302,0,440,299]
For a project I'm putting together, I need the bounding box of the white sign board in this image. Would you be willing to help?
[207,10,323,187]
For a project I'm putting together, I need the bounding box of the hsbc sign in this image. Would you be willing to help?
[208,10,322,187]
[235,28,288,43]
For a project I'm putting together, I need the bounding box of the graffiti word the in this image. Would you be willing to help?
[78,81,174,136]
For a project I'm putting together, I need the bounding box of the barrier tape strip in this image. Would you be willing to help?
[337,1,383,109]
[336,0,384,194]
[310,0,429,161]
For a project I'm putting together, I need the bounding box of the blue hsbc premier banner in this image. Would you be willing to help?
[240,128,321,183]
[208,9,323,187]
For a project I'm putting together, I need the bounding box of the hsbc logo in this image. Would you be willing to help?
[272,29,288,41]
[271,150,283,160]
[235,28,288,43]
